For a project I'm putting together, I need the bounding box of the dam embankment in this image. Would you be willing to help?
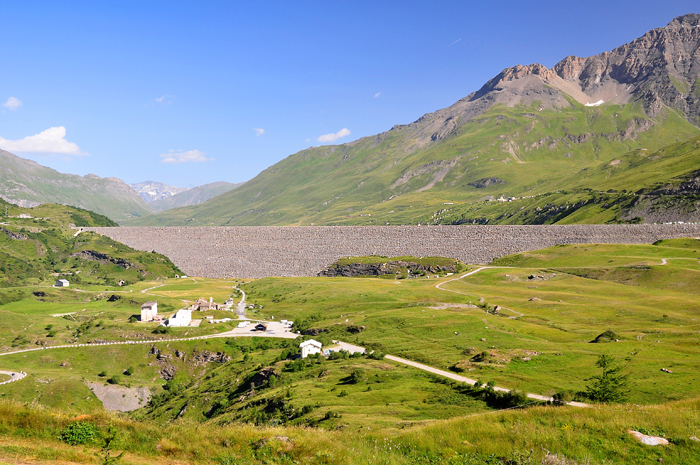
[85,225,700,278]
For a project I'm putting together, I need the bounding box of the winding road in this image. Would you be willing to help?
[1,270,587,408]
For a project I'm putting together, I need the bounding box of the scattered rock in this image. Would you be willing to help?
[107,294,121,302]
[528,273,555,281]
[528,297,541,301]
[661,368,673,373]
[480,338,486,341]
[60,361,70,367]
[628,430,669,446]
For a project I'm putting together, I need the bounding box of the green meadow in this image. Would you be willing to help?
[2,238,700,463]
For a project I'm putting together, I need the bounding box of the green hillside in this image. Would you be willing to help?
[126,102,700,227]
[0,201,180,289]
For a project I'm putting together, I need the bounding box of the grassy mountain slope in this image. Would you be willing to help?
[128,14,700,227]
[0,150,153,223]
[148,181,242,212]
[128,101,699,226]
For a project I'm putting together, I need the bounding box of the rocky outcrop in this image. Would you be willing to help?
[0,227,27,240]
[190,349,231,367]
[468,177,505,188]
[70,250,135,269]
[319,259,458,277]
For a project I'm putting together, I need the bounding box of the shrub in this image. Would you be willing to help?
[98,371,107,377]
[553,390,575,403]
[107,375,122,385]
[124,366,134,376]
[349,368,365,384]
[58,421,99,445]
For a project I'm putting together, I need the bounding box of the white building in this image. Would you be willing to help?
[299,339,323,358]
[167,309,192,327]
[55,279,69,287]
[141,301,158,322]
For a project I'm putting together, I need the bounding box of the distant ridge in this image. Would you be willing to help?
[148,181,242,212]
[0,149,152,223]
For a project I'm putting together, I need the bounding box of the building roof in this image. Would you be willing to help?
[299,339,322,349]
[141,301,157,308]
[57,279,69,283]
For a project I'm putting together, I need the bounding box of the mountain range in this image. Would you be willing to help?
[0,149,152,224]
[0,151,242,223]
[125,14,700,227]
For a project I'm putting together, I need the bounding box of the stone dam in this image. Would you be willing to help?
[85,225,700,279]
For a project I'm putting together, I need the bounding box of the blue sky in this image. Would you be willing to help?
[1,1,697,187]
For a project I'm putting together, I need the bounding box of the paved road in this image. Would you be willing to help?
[235,286,247,319]
[0,370,27,385]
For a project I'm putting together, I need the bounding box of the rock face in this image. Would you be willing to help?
[475,14,700,120]
[86,224,700,278]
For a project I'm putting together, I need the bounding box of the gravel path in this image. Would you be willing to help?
[383,354,588,407]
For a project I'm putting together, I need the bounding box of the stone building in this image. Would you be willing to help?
[141,301,158,322]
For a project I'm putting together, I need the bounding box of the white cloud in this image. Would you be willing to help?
[160,149,211,164]
[0,126,86,155]
[318,128,351,143]
[154,94,175,105]
[254,128,265,136]
[3,97,22,110]
[374,92,381,98]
